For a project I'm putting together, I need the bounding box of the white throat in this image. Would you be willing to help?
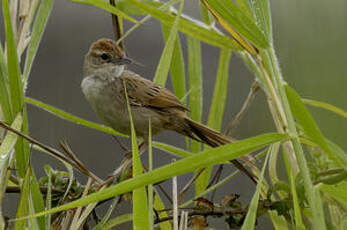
[112,65,124,78]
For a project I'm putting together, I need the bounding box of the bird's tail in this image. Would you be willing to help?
[184,117,258,184]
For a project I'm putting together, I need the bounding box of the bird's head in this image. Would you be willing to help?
[84,38,132,77]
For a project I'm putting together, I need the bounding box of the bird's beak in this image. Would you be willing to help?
[111,57,132,65]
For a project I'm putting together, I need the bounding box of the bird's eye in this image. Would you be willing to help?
[100,53,110,61]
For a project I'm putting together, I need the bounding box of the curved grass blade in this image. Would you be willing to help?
[23,0,54,81]
[127,0,242,50]
[69,0,139,24]
[16,133,287,219]
[285,85,345,166]
[303,98,347,119]
[249,0,272,41]
[103,214,132,230]
[25,97,127,137]
[153,0,184,86]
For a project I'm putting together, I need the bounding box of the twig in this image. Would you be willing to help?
[6,185,64,194]
[207,164,224,202]
[0,121,103,184]
[224,81,259,135]
[109,0,123,50]
[178,168,205,204]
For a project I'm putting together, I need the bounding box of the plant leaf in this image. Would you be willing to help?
[69,0,139,24]
[285,85,346,166]
[23,0,54,81]
[25,97,127,137]
[303,98,347,119]
[127,0,242,49]
[153,0,184,86]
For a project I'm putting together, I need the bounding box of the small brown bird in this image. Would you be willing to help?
[81,38,256,183]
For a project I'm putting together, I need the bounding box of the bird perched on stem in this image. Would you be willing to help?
[81,38,257,183]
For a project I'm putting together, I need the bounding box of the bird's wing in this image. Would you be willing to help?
[120,71,187,111]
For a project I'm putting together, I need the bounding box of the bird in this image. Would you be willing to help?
[81,38,257,183]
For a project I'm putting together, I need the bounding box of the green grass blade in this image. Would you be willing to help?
[0,44,13,122]
[93,197,120,230]
[303,98,347,118]
[147,120,154,229]
[199,1,214,26]
[2,0,24,116]
[161,25,186,101]
[283,149,305,229]
[153,0,184,86]
[30,175,46,230]
[153,141,192,158]
[249,0,272,41]
[318,182,347,205]
[127,0,242,50]
[24,0,54,81]
[195,48,232,195]
[187,36,202,153]
[207,48,232,130]
[153,190,172,230]
[103,214,133,230]
[204,0,269,49]
[44,166,52,229]
[69,0,139,24]
[13,167,31,230]
[0,113,22,204]
[25,97,127,137]
[18,133,287,219]
[235,0,252,18]
[241,153,270,230]
[285,85,345,166]
[124,81,150,230]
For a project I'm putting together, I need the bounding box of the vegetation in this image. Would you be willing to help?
[0,0,346,229]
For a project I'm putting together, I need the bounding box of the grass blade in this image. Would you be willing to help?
[0,44,13,122]
[25,97,127,137]
[153,0,184,86]
[203,0,269,49]
[318,182,347,205]
[17,133,287,219]
[161,25,186,101]
[13,167,31,230]
[285,85,346,166]
[0,113,22,204]
[187,36,202,153]
[103,214,133,230]
[124,81,150,230]
[241,153,270,230]
[127,0,242,50]
[303,98,347,119]
[24,0,54,81]
[69,0,138,24]
[249,0,272,41]
[153,141,192,158]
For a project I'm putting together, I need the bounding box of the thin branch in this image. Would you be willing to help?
[109,0,123,50]
[224,81,259,135]
[178,168,205,204]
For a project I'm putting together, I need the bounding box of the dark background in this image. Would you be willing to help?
[2,0,346,229]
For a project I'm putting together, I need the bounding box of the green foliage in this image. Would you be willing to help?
[0,0,346,229]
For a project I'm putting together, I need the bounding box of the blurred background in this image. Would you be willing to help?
[1,0,346,229]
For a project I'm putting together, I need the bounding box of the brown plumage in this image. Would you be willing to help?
[82,38,257,183]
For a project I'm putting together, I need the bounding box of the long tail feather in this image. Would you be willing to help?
[185,117,258,184]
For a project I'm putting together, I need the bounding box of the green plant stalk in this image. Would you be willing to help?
[266,45,326,229]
